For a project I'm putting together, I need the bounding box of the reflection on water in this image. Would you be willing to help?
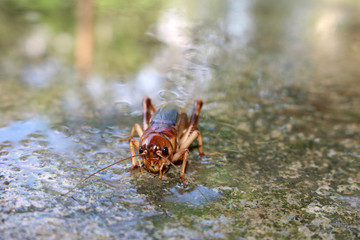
[22,58,60,88]
[0,118,74,153]
[0,0,360,239]
[165,185,220,205]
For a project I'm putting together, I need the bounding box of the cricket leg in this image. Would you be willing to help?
[129,139,144,174]
[143,97,156,130]
[120,124,144,174]
[180,130,217,156]
[172,149,190,187]
[181,99,203,144]
[119,123,143,142]
[159,163,166,179]
[179,149,189,187]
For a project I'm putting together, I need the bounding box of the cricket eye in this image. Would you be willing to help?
[153,145,158,152]
[139,146,143,154]
[162,146,169,156]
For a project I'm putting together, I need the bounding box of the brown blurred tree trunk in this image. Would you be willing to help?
[75,0,93,80]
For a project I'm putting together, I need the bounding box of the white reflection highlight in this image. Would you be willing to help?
[156,8,190,47]
[226,0,251,43]
[24,27,47,58]
[315,5,345,57]
[114,66,164,109]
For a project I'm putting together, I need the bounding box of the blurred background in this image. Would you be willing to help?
[0,0,359,239]
[1,0,359,120]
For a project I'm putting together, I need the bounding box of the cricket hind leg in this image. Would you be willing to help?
[119,123,143,142]
[143,97,156,130]
[172,130,216,187]
[173,129,211,187]
[180,99,203,144]
[179,99,217,156]
[188,99,203,134]
[178,98,203,148]
[119,97,154,141]
[179,130,217,157]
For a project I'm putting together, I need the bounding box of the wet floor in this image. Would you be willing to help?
[1,0,359,239]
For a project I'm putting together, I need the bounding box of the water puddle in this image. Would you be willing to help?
[165,185,221,206]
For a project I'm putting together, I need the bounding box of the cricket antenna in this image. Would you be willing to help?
[62,153,144,197]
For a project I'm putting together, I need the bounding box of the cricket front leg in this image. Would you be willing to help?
[159,163,166,179]
[172,149,190,187]
[129,139,144,174]
[179,149,189,187]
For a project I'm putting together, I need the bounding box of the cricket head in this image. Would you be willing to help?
[139,133,174,173]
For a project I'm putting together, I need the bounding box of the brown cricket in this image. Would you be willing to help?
[122,97,216,186]
[63,97,216,198]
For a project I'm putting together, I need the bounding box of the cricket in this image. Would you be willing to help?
[63,97,216,200]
